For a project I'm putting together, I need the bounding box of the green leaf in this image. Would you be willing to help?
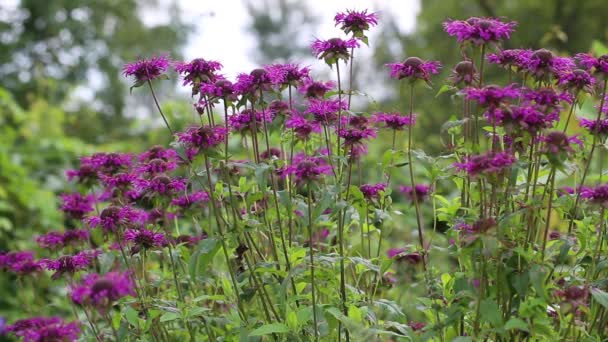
[189,238,220,279]
[160,312,180,323]
[591,288,608,309]
[435,84,454,97]
[480,299,503,328]
[504,317,529,332]
[248,323,290,336]
[125,306,139,327]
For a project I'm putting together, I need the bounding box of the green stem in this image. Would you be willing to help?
[307,187,319,342]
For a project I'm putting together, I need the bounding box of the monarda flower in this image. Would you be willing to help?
[386,57,441,85]
[311,38,360,64]
[200,79,238,103]
[306,98,347,124]
[463,84,519,108]
[581,184,608,207]
[359,183,386,201]
[489,105,559,134]
[0,251,42,275]
[523,88,572,108]
[234,68,273,96]
[443,17,517,45]
[449,60,478,86]
[137,158,178,175]
[579,118,608,136]
[124,228,166,251]
[174,58,223,93]
[123,55,170,84]
[372,112,415,130]
[138,145,179,163]
[525,49,575,80]
[176,125,227,152]
[338,124,377,147]
[264,63,310,87]
[36,229,90,250]
[285,154,333,186]
[228,109,274,135]
[171,191,209,209]
[540,131,582,155]
[557,69,596,94]
[487,49,532,71]
[80,152,133,176]
[387,248,406,259]
[70,271,135,310]
[65,164,98,185]
[60,193,95,220]
[576,53,608,77]
[86,205,144,233]
[40,250,97,279]
[136,175,187,197]
[399,184,431,203]
[298,77,335,98]
[285,115,321,141]
[260,147,282,160]
[334,9,379,39]
[555,285,589,310]
[454,152,516,177]
[6,316,81,342]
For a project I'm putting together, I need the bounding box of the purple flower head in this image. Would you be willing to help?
[174,58,223,94]
[234,68,273,96]
[125,228,166,251]
[387,248,406,259]
[285,154,333,185]
[298,77,335,98]
[386,57,441,84]
[137,175,186,197]
[40,250,96,279]
[137,158,178,176]
[525,49,575,80]
[172,234,207,248]
[463,84,519,108]
[492,104,559,134]
[86,205,145,233]
[359,183,386,200]
[306,98,347,124]
[264,63,310,87]
[581,184,608,207]
[399,184,431,202]
[449,60,478,86]
[580,118,608,136]
[80,152,133,176]
[311,38,360,63]
[228,109,274,134]
[443,17,517,45]
[524,88,572,108]
[260,147,282,160]
[171,191,210,209]
[334,9,379,37]
[7,317,80,342]
[200,79,238,103]
[555,285,589,310]
[557,69,596,93]
[60,193,95,220]
[36,229,90,250]
[576,53,608,77]
[372,112,415,130]
[70,271,135,310]
[487,49,532,71]
[285,115,321,141]
[268,100,290,117]
[65,163,98,185]
[138,145,179,163]
[176,125,227,152]
[338,125,377,147]
[455,152,516,177]
[540,131,582,159]
[0,251,42,275]
[123,55,170,83]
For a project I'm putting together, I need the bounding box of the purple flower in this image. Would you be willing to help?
[334,9,379,37]
[449,60,478,85]
[137,158,178,175]
[139,145,180,163]
[285,154,333,185]
[285,115,321,141]
[136,175,186,197]
[65,164,98,185]
[463,84,520,108]
[36,229,90,250]
[454,152,516,177]
[171,191,209,208]
[200,79,238,102]
[525,49,575,79]
[70,271,135,310]
[523,88,572,108]
[399,184,431,202]
[123,55,170,83]
[306,98,347,124]
[174,58,223,93]
[540,131,582,155]
[298,78,335,98]
[80,152,133,176]
[264,63,310,87]
[489,104,559,134]
[228,109,274,134]
[338,124,377,146]
[581,184,608,207]
[60,193,95,220]
[372,112,415,130]
[0,251,42,275]
[387,248,406,259]
[86,205,145,233]
[557,69,596,93]
[443,17,517,45]
[176,125,227,151]
[40,250,97,279]
[580,118,608,136]
[487,49,532,71]
[576,53,608,77]
[359,183,386,200]
[6,317,80,342]
[234,68,273,96]
[311,38,360,63]
[386,57,441,84]
[125,228,166,250]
